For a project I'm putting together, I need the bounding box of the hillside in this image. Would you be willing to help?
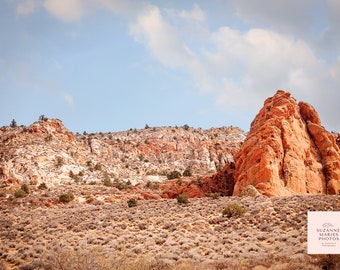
[0,119,245,188]
[0,191,339,269]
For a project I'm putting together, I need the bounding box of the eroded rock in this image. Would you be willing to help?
[233,90,340,196]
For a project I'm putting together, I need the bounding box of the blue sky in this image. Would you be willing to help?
[1,0,340,133]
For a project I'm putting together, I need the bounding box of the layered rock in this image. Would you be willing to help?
[0,118,245,188]
[233,90,340,196]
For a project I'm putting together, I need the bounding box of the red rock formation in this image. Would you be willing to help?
[306,122,340,194]
[233,90,340,196]
[158,161,235,199]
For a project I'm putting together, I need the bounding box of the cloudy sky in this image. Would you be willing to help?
[1,0,340,133]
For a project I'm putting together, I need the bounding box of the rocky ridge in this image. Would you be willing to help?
[0,119,244,191]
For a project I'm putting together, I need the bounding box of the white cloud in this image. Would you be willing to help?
[43,0,87,22]
[128,3,340,131]
[64,94,74,106]
[129,5,200,69]
[179,4,205,22]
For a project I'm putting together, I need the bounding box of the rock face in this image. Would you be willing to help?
[233,90,340,196]
[0,118,245,188]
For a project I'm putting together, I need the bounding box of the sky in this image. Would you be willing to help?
[1,0,340,133]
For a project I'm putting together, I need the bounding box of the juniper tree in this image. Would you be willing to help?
[10,119,17,128]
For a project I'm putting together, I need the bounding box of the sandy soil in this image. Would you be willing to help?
[0,186,340,269]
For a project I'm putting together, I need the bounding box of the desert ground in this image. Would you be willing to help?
[0,185,340,270]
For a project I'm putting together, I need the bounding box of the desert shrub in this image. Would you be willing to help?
[39,115,48,121]
[69,170,80,183]
[45,134,53,142]
[211,192,221,200]
[14,189,28,198]
[222,202,246,218]
[114,180,131,190]
[176,179,183,186]
[29,179,38,185]
[103,174,112,187]
[196,177,204,188]
[314,254,340,270]
[127,198,137,207]
[182,124,190,130]
[43,246,175,270]
[241,185,260,197]
[94,163,102,171]
[183,168,192,177]
[55,156,64,167]
[59,192,74,203]
[167,170,182,180]
[146,181,159,190]
[177,194,189,204]
[21,184,29,194]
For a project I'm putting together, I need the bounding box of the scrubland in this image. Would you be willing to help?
[0,185,339,270]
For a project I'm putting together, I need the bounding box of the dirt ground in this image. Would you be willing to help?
[0,186,340,269]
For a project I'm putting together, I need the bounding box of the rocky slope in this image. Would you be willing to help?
[0,119,244,189]
[233,90,340,196]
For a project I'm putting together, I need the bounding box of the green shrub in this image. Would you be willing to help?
[39,115,48,121]
[38,182,48,190]
[45,134,53,142]
[183,168,192,177]
[114,180,131,190]
[14,189,28,198]
[59,192,75,203]
[146,181,159,190]
[222,202,246,218]
[103,175,112,187]
[56,156,64,167]
[167,170,182,180]
[21,184,29,194]
[127,198,137,207]
[176,179,183,186]
[197,178,203,188]
[182,124,190,130]
[211,192,221,200]
[177,194,189,204]
[241,185,260,197]
[69,170,81,183]
[94,163,102,171]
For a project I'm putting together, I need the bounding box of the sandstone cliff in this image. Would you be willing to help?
[233,90,340,196]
